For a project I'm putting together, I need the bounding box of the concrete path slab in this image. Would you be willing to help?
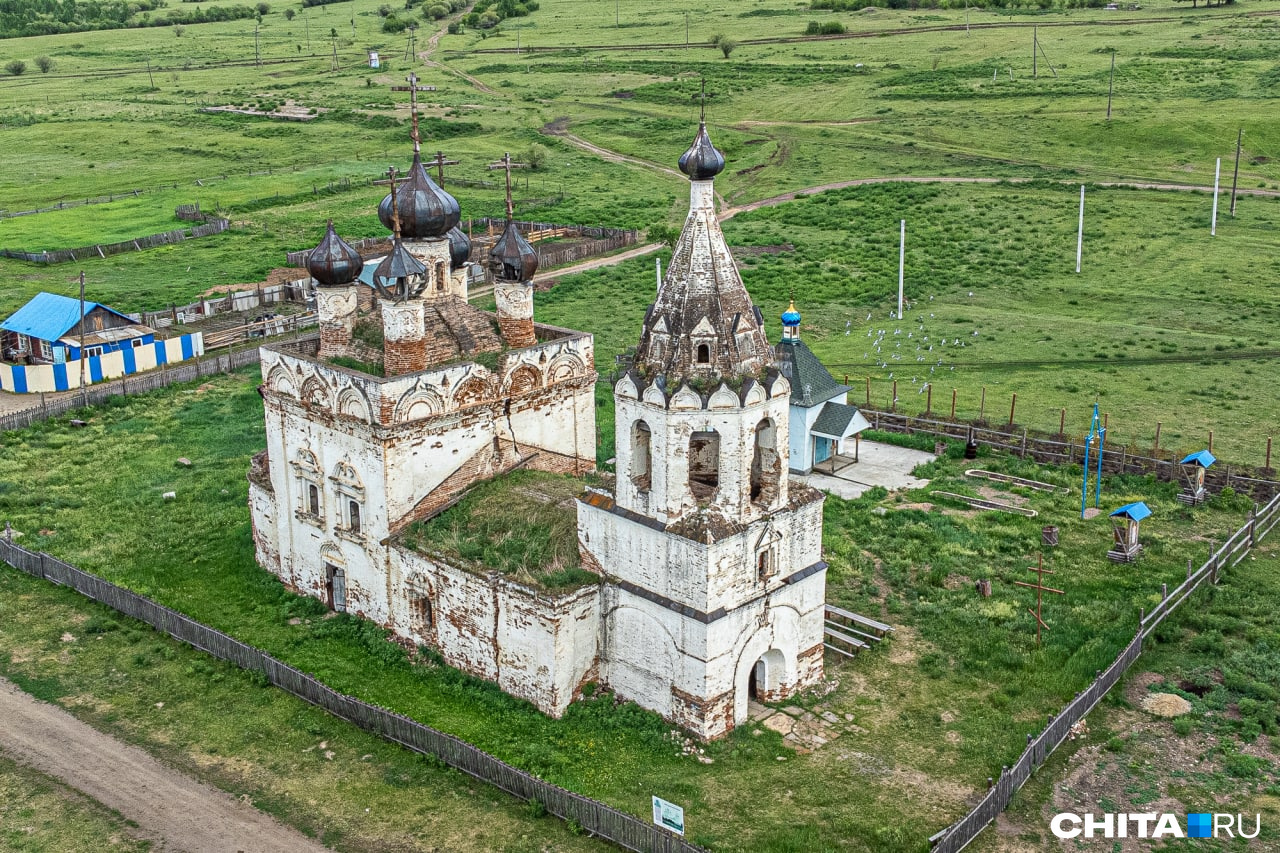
[799,440,935,500]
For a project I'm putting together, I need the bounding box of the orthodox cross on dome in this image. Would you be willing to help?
[1012,554,1064,647]
[372,165,403,237]
[427,150,459,187]
[389,72,437,154]
[695,77,708,121]
[486,152,529,219]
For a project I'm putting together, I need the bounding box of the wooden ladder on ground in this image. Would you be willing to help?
[823,604,893,659]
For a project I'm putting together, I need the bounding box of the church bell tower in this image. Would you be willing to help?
[578,110,829,740]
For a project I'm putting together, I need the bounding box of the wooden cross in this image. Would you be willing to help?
[487,152,528,219]
[372,166,402,237]
[1012,554,1064,647]
[389,73,437,153]
[427,150,459,187]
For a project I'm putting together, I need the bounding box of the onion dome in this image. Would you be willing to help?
[307,220,364,287]
[447,226,471,269]
[781,299,801,328]
[490,219,539,282]
[378,153,460,240]
[372,238,428,299]
[678,122,725,181]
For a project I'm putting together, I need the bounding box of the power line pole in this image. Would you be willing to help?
[78,271,87,407]
[1033,26,1037,79]
[616,0,619,27]
[146,59,155,88]
[1106,52,1115,120]
[1230,128,1243,217]
[255,22,261,67]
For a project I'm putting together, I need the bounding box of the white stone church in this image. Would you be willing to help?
[249,116,827,740]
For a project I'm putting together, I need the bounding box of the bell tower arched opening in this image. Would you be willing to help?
[688,429,720,503]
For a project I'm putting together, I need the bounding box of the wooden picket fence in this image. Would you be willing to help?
[928,492,1280,852]
[0,539,702,853]
[1,218,230,264]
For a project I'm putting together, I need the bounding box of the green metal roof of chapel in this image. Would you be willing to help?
[774,338,849,407]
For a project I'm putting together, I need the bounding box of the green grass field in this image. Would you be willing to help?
[0,369,1275,850]
[2,0,1280,848]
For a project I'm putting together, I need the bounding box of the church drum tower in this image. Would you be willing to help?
[577,117,828,740]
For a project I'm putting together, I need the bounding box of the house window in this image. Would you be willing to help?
[696,343,710,364]
[84,346,104,358]
[38,340,52,361]
[131,338,145,349]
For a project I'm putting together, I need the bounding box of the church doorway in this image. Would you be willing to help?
[325,563,347,612]
[749,649,786,702]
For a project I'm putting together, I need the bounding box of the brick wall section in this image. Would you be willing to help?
[383,337,428,375]
[498,316,537,349]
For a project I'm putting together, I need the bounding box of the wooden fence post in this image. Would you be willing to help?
[1008,393,1017,428]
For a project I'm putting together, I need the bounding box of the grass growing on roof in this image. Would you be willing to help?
[402,469,596,589]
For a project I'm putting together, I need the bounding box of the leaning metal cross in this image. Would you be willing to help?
[486,152,529,219]
[1012,554,1064,647]
[427,150,459,187]
[372,166,402,237]
[390,73,437,153]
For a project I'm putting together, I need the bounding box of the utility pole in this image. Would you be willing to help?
[1033,26,1037,79]
[616,0,619,27]
[1106,53,1116,120]
[255,22,261,67]
[1211,157,1221,236]
[78,271,87,407]
[146,59,155,88]
[1075,184,1084,273]
[686,11,689,46]
[305,10,310,53]
[1230,128,1243,217]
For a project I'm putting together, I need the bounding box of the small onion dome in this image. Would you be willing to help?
[377,153,460,240]
[307,220,364,287]
[678,121,725,181]
[372,238,428,297]
[490,219,539,282]
[781,300,801,328]
[447,226,471,270]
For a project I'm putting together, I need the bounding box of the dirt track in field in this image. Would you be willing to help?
[0,677,331,853]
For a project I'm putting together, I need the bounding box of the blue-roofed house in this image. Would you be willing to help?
[1,292,156,365]
[773,300,870,474]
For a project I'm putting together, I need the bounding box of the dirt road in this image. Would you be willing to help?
[0,677,331,853]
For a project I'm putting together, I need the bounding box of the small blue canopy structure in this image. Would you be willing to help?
[1109,502,1151,522]
[1179,450,1216,469]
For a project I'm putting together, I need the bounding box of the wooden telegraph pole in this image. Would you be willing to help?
[1230,128,1243,217]
[1013,555,1065,647]
[77,271,87,407]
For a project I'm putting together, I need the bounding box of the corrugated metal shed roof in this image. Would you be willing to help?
[811,401,871,440]
[1110,501,1152,522]
[774,339,849,408]
[0,292,134,343]
[1179,450,1216,468]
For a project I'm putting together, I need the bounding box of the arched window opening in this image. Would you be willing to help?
[750,419,781,506]
[307,483,321,517]
[757,550,770,580]
[631,421,652,492]
[436,261,447,292]
[696,343,711,364]
[348,500,362,535]
[688,430,720,503]
[411,595,433,631]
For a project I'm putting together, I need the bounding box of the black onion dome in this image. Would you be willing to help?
[447,226,471,269]
[307,220,364,286]
[490,219,539,282]
[372,238,428,297]
[377,153,460,239]
[678,122,725,181]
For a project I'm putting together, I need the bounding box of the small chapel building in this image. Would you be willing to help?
[248,110,827,740]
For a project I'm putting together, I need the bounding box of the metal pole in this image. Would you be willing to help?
[1075,185,1085,273]
[1095,424,1106,508]
[1230,129,1242,217]
[1081,434,1091,519]
[78,271,87,407]
[1211,157,1221,236]
[898,219,905,320]
[1106,52,1115,120]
